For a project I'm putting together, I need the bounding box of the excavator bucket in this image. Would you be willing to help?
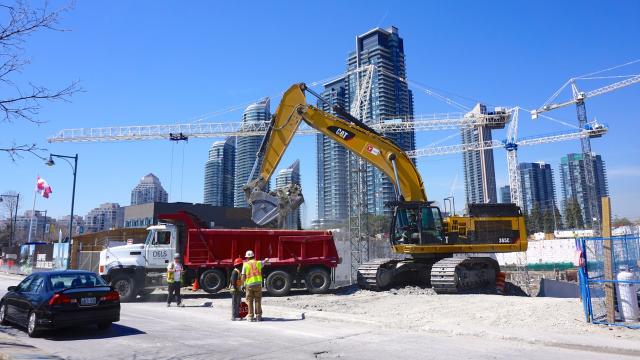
[248,190,280,226]
[247,184,305,227]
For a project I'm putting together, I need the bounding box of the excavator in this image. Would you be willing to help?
[244,83,527,294]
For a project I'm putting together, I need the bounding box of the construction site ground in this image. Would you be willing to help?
[1,273,639,359]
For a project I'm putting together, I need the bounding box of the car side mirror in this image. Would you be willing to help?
[7,286,16,291]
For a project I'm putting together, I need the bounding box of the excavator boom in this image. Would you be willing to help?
[244,83,427,225]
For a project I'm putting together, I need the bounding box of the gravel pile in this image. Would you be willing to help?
[388,286,437,296]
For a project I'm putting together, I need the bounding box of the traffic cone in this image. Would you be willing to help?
[192,278,200,291]
[496,271,506,295]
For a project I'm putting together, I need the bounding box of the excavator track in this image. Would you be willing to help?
[430,257,499,294]
[357,259,397,291]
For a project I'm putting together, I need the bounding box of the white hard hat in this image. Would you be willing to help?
[245,250,255,258]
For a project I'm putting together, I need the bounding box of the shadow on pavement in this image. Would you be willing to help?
[260,316,303,322]
[43,323,145,341]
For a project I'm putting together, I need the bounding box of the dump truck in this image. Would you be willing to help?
[98,211,340,301]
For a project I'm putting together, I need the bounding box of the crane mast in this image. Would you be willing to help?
[532,72,640,233]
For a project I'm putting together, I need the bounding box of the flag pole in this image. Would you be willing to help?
[27,179,38,243]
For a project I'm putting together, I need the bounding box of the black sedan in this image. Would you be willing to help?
[0,270,120,337]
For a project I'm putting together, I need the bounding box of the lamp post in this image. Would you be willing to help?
[0,193,20,246]
[46,153,78,269]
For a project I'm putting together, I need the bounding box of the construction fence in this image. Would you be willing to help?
[0,242,70,275]
[579,235,640,328]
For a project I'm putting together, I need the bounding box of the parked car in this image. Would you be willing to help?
[0,270,120,337]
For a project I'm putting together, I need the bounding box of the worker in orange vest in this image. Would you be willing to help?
[229,257,244,321]
[241,250,269,322]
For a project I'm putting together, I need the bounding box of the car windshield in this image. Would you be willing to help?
[49,273,107,291]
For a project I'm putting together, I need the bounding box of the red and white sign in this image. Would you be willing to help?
[35,176,53,199]
[365,144,380,156]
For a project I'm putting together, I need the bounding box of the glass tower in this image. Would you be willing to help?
[518,162,556,214]
[559,153,608,227]
[316,77,350,222]
[204,137,235,207]
[234,98,271,208]
[346,26,415,215]
[461,104,498,205]
[499,185,511,203]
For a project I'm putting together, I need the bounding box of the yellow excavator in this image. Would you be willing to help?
[244,83,527,294]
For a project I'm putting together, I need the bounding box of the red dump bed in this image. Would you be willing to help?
[184,228,340,269]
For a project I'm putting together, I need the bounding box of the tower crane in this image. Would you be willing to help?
[531,73,640,234]
[47,110,510,143]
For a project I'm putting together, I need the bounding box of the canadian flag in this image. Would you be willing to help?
[35,176,53,199]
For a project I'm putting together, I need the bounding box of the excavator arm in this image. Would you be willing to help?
[244,83,427,226]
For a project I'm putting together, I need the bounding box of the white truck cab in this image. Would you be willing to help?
[98,223,179,301]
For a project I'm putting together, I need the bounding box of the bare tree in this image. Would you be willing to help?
[0,1,80,160]
[1,190,20,217]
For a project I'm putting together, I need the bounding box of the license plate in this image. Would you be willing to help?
[80,297,96,306]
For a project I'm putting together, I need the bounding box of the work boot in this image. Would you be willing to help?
[256,315,262,322]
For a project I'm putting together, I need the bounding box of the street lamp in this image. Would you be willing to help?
[0,193,19,246]
[45,153,78,269]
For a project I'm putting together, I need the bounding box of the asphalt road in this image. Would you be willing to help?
[0,273,636,360]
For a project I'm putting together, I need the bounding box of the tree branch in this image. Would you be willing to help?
[0,142,47,161]
[0,1,80,124]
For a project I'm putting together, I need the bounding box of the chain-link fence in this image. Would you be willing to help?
[579,235,640,328]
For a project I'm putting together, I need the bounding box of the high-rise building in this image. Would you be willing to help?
[461,104,498,205]
[559,153,608,227]
[275,160,301,229]
[499,185,511,204]
[518,162,556,214]
[346,26,415,215]
[316,77,350,222]
[130,173,168,205]
[234,98,271,208]
[204,137,235,207]
[85,203,123,233]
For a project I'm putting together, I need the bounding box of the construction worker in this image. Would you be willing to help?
[241,250,269,322]
[167,253,184,307]
[229,257,244,321]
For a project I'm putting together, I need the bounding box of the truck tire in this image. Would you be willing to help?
[111,274,137,302]
[305,267,331,294]
[200,269,226,294]
[138,288,155,299]
[266,270,292,297]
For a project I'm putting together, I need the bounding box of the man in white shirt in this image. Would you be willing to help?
[167,253,184,307]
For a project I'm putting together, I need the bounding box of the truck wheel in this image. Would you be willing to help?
[305,267,331,294]
[111,274,137,302]
[200,269,226,294]
[138,288,155,299]
[266,270,292,297]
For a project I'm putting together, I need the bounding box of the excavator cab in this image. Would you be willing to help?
[390,202,445,246]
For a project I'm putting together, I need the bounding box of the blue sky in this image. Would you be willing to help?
[1,0,639,225]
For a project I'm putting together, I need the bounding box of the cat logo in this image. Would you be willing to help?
[327,126,355,141]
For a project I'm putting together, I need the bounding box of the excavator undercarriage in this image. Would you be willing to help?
[357,256,500,294]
